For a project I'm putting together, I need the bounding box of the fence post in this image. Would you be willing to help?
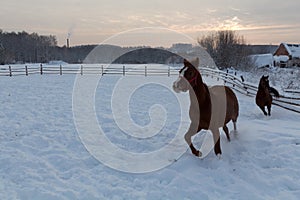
[224,69,228,84]
[81,65,83,75]
[145,66,147,77]
[40,64,43,75]
[233,71,236,82]
[123,66,125,76]
[168,66,170,77]
[101,65,104,76]
[9,65,12,77]
[25,65,28,76]
[240,75,244,82]
[233,71,236,87]
[60,65,62,75]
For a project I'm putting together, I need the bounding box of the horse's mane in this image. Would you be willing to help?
[269,87,280,97]
[203,82,212,98]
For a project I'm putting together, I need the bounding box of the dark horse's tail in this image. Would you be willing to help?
[269,87,280,98]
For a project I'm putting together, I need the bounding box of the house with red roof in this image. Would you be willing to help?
[273,43,300,67]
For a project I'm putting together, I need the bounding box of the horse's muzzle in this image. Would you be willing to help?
[173,82,181,93]
[173,79,188,93]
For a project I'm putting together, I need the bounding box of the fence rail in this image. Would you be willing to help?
[0,64,180,77]
[1,64,300,113]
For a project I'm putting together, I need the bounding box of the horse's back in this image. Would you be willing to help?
[209,85,239,124]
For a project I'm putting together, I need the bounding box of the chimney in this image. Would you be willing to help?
[67,38,70,48]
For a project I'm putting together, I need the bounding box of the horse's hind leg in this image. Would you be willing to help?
[233,121,237,131]
[223,125,230,142]
[267,104,271,116]
[259,106,268,116]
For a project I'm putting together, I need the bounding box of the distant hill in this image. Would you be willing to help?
[83,44,216,67]
[112,48,181,64]
[246,45,278,55]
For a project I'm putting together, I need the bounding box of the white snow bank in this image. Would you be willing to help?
[48,60,68,65]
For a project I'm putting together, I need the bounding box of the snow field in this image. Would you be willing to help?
[0,70,299,199]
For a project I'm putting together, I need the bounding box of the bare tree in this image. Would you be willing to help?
[198,30,252,70]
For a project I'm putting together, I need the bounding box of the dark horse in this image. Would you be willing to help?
[256,75,280,116]
[173,58,239,157]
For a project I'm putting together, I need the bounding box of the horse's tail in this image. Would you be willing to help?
[269,87,280,98]
[232,90,239,131]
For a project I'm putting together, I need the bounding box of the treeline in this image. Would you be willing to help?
[0,30,97,64]
[0,30,277,68]
[0,30,56,64]
[0,29,202,65]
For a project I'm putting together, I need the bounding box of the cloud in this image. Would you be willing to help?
[3,0,299,46]
[207,8,217,13]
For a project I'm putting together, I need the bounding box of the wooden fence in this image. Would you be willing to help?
[0,64,178,77]
[199,68,300,114]
[1,64,300,113]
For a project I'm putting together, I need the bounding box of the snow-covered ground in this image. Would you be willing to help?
[230,66,300,92]
[0,67,300,199]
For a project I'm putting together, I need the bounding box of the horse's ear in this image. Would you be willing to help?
[183,58,199,68]
[183,59,190,66]
[266,75,269,79]
[191,57,199,68]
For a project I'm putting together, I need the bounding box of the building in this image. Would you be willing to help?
[249,53,274,68]
[273,43,300,67]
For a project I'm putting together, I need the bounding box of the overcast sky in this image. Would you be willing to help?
[1,0,299,47]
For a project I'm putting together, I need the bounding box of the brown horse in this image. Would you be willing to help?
[173,58,239,157]
[256,75,279,116]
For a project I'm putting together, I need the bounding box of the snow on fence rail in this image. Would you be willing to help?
[1,64,300,113]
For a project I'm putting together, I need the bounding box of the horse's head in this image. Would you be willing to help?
[173,58,200,93]
[259,75,270,90]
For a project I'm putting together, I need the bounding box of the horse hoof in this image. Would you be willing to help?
[193,150,202,157]
[198,151,202,157]
[217,153,222,159]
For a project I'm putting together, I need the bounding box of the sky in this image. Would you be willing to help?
[1,0,299,47]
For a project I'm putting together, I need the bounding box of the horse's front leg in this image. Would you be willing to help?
[184,124,202,157]
[259,106,268,116]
